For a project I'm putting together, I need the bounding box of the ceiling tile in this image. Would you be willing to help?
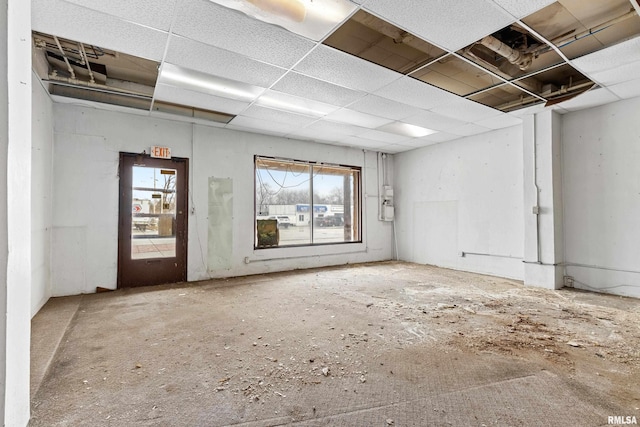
[557,88,620,112]
[166,36,287,88]
[294,45,401,92]
[402,111,468,131]
[340,136,388,149]
[448,123,492,137]
[173,0,315,68]
[324,109,393,129]
[607,79,640,100]
[475,114,523,130]
[358,129,412,144]
[571,36,640,74]
[381,144,414,153]
[430,99,499,122]
[418,132,460,143]
[374,77,461,110]
[32,0,168,60]
[62,0,177,31]
[362,0,515,51]
[286,127,350,143]
[271,72,365,107]
[349,95,423,121]
[227,116,297,136]
[589,61,640,86]
[154,83,251,114]
[403,139,441,149]
[239,105,318,127]
[304,120,369,137]
[490,0,556,19]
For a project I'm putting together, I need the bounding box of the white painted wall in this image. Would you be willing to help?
[2,0,32,424]
[394,127,524,280]
[0,0,9,421]
[51,103,393,296]
[561,97,640,298]
[31,74,53,316]
[522,111,565,289]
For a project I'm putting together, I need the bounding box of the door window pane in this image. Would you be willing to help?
[131,166,177,259]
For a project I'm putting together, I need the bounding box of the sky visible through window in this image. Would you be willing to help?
[256,167,344,199]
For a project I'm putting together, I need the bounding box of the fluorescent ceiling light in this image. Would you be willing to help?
[256,90,339,117]
[209,0,357,41]
[377,122,438,138]
[159,63,265,102]
[325,108,393,129]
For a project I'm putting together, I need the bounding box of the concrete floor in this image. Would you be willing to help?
[30,262,640,426]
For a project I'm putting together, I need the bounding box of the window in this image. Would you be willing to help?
[255,156,361,248]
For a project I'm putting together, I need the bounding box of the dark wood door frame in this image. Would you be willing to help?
[117,152,189,288]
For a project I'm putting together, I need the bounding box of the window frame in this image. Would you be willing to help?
[254,155,362,249]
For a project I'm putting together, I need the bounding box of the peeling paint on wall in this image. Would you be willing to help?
[208,177,233,271]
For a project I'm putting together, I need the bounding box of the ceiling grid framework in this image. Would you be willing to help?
[31,0,640,153]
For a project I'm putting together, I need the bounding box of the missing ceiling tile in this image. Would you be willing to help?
[33,31,158,105]
[522,0,640,60]
[457,23,565,82]
[467,83,543,112]
[323,9,446,74]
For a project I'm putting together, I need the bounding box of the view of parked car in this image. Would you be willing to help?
[314,215,343,227]
[269,216,292,228]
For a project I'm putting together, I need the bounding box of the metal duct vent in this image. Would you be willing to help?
[32,31,235,124]
[325,0,639,112]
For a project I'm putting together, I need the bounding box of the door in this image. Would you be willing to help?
[118,153,188,288]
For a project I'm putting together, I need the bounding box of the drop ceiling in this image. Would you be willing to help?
[31,0,640,153]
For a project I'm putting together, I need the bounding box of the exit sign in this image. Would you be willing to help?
[150,146,171,159]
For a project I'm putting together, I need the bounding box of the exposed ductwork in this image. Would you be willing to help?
[549,8,637,49]
[78,42,95,84]
[479,35,533,71]
[53,35,76,80]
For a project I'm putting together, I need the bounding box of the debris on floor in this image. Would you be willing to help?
[29,262,640,427]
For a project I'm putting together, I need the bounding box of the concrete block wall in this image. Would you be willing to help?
[561,97,640,298]
[31,74,54,316]
[393,126,525,280]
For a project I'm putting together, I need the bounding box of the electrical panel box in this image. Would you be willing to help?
[381,185,394,221]
[382,204,394,221]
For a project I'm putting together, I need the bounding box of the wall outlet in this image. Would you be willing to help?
[563,275,574,287]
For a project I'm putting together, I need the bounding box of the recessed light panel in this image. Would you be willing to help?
[159,63,265,102]
[323,9,446,74]
[208,0,357,41]
[377,122,437,138]
[256,90,340,117]
[522,0,640,60]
